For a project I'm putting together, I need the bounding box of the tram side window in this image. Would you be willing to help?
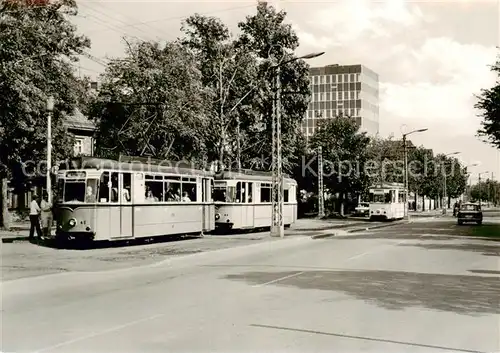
[247,183,253,203]
[111,173,119,202]
[284,189,289,202]
[165,180,181,201]
[99,172,110,203]
[182,182,196,202]
[122,173,131,202]
[145,175,162,202]
[261,183,271,202]
[236,182,244,203]
[226,186,237,202]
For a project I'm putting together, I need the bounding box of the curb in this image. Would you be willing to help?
[346,220,408,233]
[2,235,31,243]
[310,220,409,239]
[291,222,365,232]
[310,232,336,239]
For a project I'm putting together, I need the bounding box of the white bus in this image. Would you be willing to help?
[54,157,214,242]
[213,170,298,231]
[368,182,407,221]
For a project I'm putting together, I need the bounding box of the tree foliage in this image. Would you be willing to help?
[476,54,500,149]
[236,2,311,173]
[180,14,260,168]
[0,0,90,228]
[92,3,312,173]
[470,179,500,205]
[308,116,371,214]
[89,40,211,163]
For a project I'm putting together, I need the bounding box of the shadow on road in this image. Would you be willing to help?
[468,269,500,275]
[31,234,201,251]
[225,270,500,315]
[398,243,500,256]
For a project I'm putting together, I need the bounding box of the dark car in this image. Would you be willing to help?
[457,203,483,225]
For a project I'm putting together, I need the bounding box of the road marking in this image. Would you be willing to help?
[31,313,167,353]
[250,324,488,353]
[254,239,408,287]
[346,240,408,261]
[254,271,305,287]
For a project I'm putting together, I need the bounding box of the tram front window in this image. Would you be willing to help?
[213,187,226,202]
[86,179,98,202]
[369,193,386,203]
[61,178,99,203]
[64,181,86,202]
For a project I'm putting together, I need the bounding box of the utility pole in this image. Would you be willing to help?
[479,172,482,207]
[318,146,325,218]
[270,50,324,238]
[271,64,284,237]
[442,152,460,213]
[403,134,408,220]
[402,127,428,220]
[46,96,54,204]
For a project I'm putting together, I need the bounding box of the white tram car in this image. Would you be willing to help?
[54,157,214,242]
[368,182,407,221]
[213,170,298,231]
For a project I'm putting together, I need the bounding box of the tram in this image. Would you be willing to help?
[213,170,298,231]
[54,156,214,242]
[368,182,407,221]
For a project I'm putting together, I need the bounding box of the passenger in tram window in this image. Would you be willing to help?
[122,186,131,202]
[85,186,96,203]
[165,188,176,201]
[146,189,158,202]
[181,191,191,202]
[111,174,119,202]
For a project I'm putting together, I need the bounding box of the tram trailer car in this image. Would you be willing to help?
[213,170,298,231]
[54,157,215,242]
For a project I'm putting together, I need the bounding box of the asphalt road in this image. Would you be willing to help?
[2,214,499,353]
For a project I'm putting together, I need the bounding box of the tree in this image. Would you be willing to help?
[236,2,312,173]
[407,147,437,210]
[476,54,500,149]
[89,40,211,164]
[308,115,371,216]
[0,0,90,228]
[180,14,260,170]
[366,136,406,185]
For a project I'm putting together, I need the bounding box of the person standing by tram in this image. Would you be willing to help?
[40,191,53,238]
[29,193,43,241]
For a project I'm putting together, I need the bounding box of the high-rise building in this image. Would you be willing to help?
[302,64,380,139]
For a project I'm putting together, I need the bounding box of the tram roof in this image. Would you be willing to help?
[58,156,213,176]
[215,170,296,183]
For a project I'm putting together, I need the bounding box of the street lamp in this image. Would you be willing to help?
[271,51,325,238]
[46,96,54,204]
[441,152,460,213]
[402,128,428,221]
[465,163,478,201]
[478,171,489,207]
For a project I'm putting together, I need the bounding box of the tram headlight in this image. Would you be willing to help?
[68,218,77,228]
[215,213,221,221]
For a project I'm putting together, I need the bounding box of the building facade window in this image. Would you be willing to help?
[74,138,83,156]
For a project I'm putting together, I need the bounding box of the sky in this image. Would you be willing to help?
[71,0,500,183]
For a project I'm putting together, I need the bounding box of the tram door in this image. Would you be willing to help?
[201,178,213,231]
[120,173,133,237]
[242,182,254,228]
